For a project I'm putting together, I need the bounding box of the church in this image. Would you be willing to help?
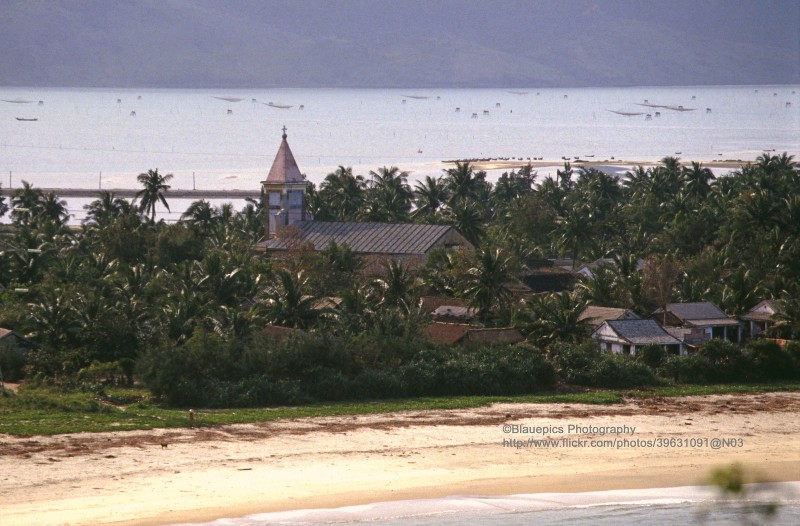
[254,129,473,268]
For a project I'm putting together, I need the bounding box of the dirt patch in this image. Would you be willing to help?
[0,392,797,459]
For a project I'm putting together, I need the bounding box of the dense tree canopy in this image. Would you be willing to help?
[1,153,798,395]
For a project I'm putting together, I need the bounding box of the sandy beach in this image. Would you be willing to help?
[1,391,798,525]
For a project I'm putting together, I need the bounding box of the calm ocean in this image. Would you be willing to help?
[1,85,797,222]
[1,85,798,189]
[172,486,800,526]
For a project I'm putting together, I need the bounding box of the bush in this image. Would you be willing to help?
[743,340,797,381]
[636,345,666,370]
[553,342,659,388]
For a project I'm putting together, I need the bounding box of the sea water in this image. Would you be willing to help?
[172,485,800,526]
[0,85,798,221]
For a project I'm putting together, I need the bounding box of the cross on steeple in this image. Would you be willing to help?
[282,125,287,139]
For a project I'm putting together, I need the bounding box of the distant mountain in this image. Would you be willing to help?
[1,0,798,88]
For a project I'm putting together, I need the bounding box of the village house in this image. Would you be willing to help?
[739,300,784,339]
[254,129,473,270]
[652,302,742,343]
[423,322,525,346]
[577,306,640,329]
[592,319,685,356]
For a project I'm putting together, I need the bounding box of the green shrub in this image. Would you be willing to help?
[744,340,797,381]
[636,344,667,370]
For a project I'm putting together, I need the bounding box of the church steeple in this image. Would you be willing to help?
[261,127,311,238]
[265,126,304,184]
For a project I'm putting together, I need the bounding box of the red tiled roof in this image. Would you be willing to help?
[423,322,471,345]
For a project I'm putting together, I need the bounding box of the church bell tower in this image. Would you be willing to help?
[261,127,311,238]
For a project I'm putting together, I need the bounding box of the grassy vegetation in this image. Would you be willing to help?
[1,382,797,437]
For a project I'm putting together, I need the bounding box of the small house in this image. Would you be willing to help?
[578,306,640,329]
[739,300,782,339]
[652,302,741,343]
[592,319,684,356]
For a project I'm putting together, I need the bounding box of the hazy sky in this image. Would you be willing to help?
[1,0,798,88]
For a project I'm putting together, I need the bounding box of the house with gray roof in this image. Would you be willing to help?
[739,300,783,339]
[578,306,640,328]
[592,319,684,356]
[254,130,473,269]
[652,302,741,343]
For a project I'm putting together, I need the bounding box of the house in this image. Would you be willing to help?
[592,319,684,356]
[739,300,783,339]
[0,328,35,350]
[575,257,644,279]
[423,322,525,346]
[578,306,640,329]
[518,260,575,293]
[575,258,615,279]
[419,296,469,314]
[254,129,473,269]
[652,302,741,343]
[258,220,472,271]
[432,305,476,323]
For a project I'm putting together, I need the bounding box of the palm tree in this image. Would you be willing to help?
[555,205,594,267]
[515,291,589,347]
[374,259,415,308]
[443,161,489,204]
[317,166,365,221]
[257,269,317,329]
[683,162,716,201]
[83,191,132,228]
[11,180,45,225]
[182,199,218,233]
[40,192,70,226]
[412,176,448,219]
[443,199,485,246]
[362,166,413,222]
[136,169,173,222]
[462,247,515,324]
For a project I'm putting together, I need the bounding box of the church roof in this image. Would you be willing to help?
[265,129,304,184]
[259,221,470,255]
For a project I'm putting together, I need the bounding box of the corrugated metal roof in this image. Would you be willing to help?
[578,306,640,326]
[262,221,462,255]
[606,319,682,345]
[663,302,729,321]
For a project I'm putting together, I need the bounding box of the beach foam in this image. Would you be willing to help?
[172,483,800,525]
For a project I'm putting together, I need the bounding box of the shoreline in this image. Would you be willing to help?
[169,483,800,525]
[1,391,799,525]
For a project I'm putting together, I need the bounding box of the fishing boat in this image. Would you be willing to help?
[15,117,38,121]
[264,102,293,109]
